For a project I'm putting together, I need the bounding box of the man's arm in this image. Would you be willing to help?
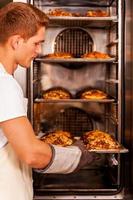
[1,116,96,174]
[0,116,52,168]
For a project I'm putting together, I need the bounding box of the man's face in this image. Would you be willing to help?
[15,26,45,68]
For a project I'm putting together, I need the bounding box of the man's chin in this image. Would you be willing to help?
[25,61,32,68]
[20,63,31,68]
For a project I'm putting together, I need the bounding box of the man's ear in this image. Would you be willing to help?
[10,35,23,50]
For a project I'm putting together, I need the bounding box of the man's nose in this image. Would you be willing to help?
[36,44,42,54]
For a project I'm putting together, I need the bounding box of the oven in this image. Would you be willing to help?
[13,0,133,199]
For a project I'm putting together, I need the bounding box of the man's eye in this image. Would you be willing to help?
[35,43,39,46]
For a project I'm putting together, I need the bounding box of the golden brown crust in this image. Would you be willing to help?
[79,89,108,100]
[41,130,73,146]
[72,12,81,17]
[47,9,81,17]
[44,52,74,59]
[86,10,109,17]
[48,9,73,17]
[81,51,111,59]
[42,88,71,100]
[83,130,121,150]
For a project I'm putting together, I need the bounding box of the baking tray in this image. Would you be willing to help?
[35,98,115,103]
[34,0,115,7]
[35,57,115,63]
[48,16,117,27]
[49,16,117,21]
[87,147,129,154]
[74,136,128,154]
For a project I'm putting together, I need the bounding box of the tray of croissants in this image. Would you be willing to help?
[39,129,128,153]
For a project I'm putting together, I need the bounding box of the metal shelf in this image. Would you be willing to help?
[106,39,118,48]
[48,16,118,27]
[35,57,116,63]
[34,0,116,7]
[106,79,119,84]
[88,147,129,154]
[35,98,115,103]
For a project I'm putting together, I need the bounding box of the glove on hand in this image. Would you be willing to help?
[35,143,82,174]
[73,140,100,171]
[35,140,101,174]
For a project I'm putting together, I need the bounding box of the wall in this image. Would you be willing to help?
[0,0,12,8]
[125,0,133,196]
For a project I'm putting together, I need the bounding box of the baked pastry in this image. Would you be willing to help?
[86,10,109,17]
[72,12,81,17]
[41,130,73,147]
[42,87,71,100]
[48,9,73,17]
[79,89,108,100]
[47,9,80,17]
[44,52,74,59]
[81,51,111,59]
[83,130,121,150]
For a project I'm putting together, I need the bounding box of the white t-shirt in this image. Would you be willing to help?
[0,63,27,149]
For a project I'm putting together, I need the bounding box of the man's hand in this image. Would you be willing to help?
[73,140,100,171]
[35,140,101,174]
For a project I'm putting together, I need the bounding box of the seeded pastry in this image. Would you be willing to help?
[83,130,121,150]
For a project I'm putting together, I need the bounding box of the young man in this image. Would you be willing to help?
[0,2,96,200]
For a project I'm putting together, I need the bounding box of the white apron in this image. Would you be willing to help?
[0,98,33,200]
[0,143,33,200]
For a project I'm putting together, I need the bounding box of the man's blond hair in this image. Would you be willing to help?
[0,2,49,44]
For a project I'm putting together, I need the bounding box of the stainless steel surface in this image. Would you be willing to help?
[48,16,117,28]
[28,62,34,123]
[35,58,115,63]
[34,0,116,7]
[34,193,124,200]
[42,27,108,55]
[54,28,93,56]
[35,98,115,103]
[33,167,121,192]
[88,147,128,153]
[39,64,107,91]
[118,0,124,144]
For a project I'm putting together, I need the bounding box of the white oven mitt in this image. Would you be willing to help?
[35,140,97,174]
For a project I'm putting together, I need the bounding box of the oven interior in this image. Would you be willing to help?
[28,0,127,198]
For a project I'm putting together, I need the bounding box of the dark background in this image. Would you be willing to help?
[0,0,12,8]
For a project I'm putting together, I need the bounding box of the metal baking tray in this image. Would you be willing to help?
[35,98,115,103]
[35,57,116,63]
[48,16,118,27]
[34,0,115,7]
[74,137,128,154]
[88,147,129,154]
